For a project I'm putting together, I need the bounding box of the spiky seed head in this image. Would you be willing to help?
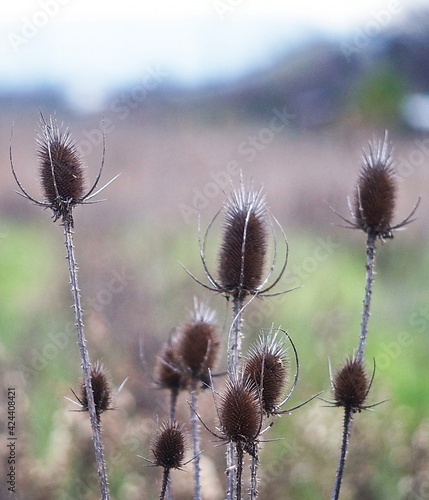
[333,358,370,412]
[37,115,85,224]
[218,185,268,297]
[151,420,186,470]
[244,333,288,415]
[79,361,112,419]
[155,338,189,391]
[219,378,262,445]
[353,134,396,238]
[177,300,219,382]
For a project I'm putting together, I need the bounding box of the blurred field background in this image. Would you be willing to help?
[1,3,429,500]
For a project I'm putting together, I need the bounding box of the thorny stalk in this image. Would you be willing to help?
[64,219,110,500]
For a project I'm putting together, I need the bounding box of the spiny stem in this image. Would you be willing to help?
[236,444,244,500]
[190,381,202,500]
[332,407,354,500]
[249,445,259,500]
[64,220,110,500]
[357,231,377,364]
[226,296,244,499]
[159,467,170,500]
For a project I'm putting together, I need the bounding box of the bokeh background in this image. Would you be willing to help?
[1,1,429,499]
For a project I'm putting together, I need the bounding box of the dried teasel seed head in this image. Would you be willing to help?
[244,333,288,415]
[218,184,268,297]
[177,299,219,383]
[79,361,112,419]
[151,420,186,470]
[353,134,396,238]
[37,115,85,223]
[333,358,370,412]
[155,335,189,391]
[219,377,262,445]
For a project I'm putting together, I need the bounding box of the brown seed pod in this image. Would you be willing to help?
[155,335,189,391]
[353,135,396,238]
[151,420,186,470]
[244,334,288,415]
[219,377,262,447]
[177,300,219,383]
[332,358,370,412]
[218,185,268,297]
[76,361,112,420]
[37,115,86,223]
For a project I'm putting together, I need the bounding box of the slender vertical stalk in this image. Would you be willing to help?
[169,388,179,421]
[226,296,243,499]
[64,220,110,500]
[357,231,377,364]
[249,445,259,500]
[331,408,354,500]
[190,381,202,500]
[159,468,171,500]
[236,444,244,500]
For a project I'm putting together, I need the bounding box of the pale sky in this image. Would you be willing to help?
[0,0,425,111]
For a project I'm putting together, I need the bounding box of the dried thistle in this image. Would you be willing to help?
[332,132,419,240]
[69,361,113,422]
[151,420,187,470]
[331,358,373,413]
[177,299,219,384]
[10,113,118,226]
[244,332,288,415]
[155,335,189,392]
[139,420,188,500]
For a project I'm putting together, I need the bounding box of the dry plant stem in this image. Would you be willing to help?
[357,231,377,364]
[170,388,179,421]
[236,444,244,500]
[331,407,354,500]
[226,296,244,500]
[160,468,170,500]
[249,446,259,500]
[190,382,202,500]
[64,220,110,500]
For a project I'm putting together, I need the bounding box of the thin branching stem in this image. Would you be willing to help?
[357,231,377,364]
[64,220,110,500]
[190,381,202,500]
[332,407,354,500]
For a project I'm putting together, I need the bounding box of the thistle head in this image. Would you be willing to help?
[155,334,189,392]
[218,183,268,298]
[37,115,86,225]
[78,361,112,421]
[219,377,262,451]
[332,358,371,413]
[151,420,187,470]
[177,299,219,385]
[244,332,288,415]
[353,133,397,239]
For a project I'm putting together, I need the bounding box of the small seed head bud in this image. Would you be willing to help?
[151,420,186,470]
[333,358,370,412]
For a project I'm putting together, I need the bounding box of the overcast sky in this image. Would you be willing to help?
[0,0,425,111]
